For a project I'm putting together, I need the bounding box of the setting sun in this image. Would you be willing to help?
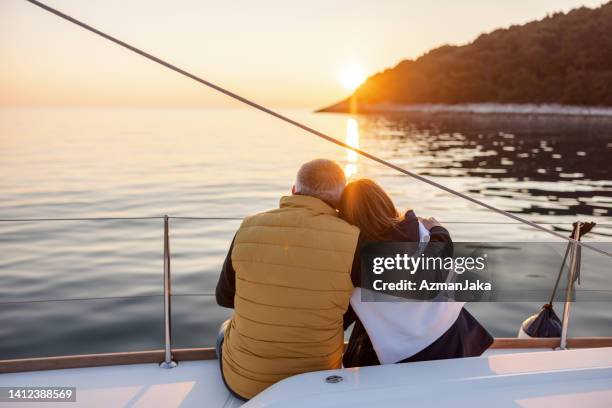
[339,64,367,91]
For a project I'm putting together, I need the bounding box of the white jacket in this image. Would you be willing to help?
[350,221,464,364]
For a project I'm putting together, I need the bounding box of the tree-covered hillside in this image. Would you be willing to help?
[321,2,612,111]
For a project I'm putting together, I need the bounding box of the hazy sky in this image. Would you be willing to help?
[1,0,606,108]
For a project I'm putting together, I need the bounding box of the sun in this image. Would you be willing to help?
[339,64,366,91]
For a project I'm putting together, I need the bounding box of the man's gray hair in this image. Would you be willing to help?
[294,159,346,204]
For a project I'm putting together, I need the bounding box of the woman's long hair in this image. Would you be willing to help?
[338,179,403,241]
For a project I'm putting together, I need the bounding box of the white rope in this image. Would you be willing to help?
[22,0,612,259]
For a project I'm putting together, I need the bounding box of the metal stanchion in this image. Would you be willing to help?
[159,215,177,368]
[558,222,582,350]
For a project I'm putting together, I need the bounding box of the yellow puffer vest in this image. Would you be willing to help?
[221,195,359,399]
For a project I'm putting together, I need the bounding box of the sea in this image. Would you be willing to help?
[1,107,611,359]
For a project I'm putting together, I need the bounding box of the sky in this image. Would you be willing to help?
[0,0,607,108]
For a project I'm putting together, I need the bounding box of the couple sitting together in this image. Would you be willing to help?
[215,158,493,400]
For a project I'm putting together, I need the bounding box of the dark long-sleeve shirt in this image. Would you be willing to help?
[216,236,237,308]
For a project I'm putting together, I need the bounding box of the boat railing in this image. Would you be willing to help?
[0,215,610,370]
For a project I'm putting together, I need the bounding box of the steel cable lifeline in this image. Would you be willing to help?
[22,0,612,259]
[2,217,611,225]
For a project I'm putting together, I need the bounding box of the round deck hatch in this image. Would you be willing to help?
[325,375,344,383]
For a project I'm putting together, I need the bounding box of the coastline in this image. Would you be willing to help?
[317,101,612,118]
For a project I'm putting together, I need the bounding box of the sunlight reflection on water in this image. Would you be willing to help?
[344,117,360,178]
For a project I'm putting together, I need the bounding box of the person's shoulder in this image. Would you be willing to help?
[238,207,280,227]
[323,214,360,235]
[403,209,417,221]
[240,206,359,237]
[429,225,451,238]
[390,210,419,241]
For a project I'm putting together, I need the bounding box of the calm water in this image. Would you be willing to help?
[1,107,611,359]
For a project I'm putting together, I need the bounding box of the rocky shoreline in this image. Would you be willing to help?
[317,101,612,117]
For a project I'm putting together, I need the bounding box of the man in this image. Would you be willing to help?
[215,158,360,400]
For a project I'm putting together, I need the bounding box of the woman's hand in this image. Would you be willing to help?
[418,216,441,230]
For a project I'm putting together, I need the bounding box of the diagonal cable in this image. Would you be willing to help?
[20,0,612,259]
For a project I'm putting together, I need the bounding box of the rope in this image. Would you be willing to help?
[21,0,612,259]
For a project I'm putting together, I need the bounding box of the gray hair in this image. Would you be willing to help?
[294,159,346,205]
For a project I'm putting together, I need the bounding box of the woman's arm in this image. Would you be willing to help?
[408,220,454,300]
[419,216,454,257]
[427,225,454,258]
[343,304,357,330]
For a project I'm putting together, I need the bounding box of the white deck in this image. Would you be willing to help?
[1,348,611,407]
[0,359,242,408]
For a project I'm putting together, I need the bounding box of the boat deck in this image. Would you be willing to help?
[1,348,611,407]
[1,359,240,408]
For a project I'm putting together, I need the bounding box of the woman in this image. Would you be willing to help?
[339,179,493,367]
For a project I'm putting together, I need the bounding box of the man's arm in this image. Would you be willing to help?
[215,235,237,308]
[344,232,367,329]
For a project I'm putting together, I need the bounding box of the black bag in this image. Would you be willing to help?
[521,304,562,338]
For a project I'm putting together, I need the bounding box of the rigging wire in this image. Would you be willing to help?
[0,216,611,226]
[20,0,612,259]
[0,216,164,222]
[0,293,215,306]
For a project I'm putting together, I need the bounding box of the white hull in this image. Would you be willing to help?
[2,347,611,407]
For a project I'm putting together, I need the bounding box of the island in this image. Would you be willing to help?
[319,2,612,116]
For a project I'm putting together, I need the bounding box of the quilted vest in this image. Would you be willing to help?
[221,195,359,399]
